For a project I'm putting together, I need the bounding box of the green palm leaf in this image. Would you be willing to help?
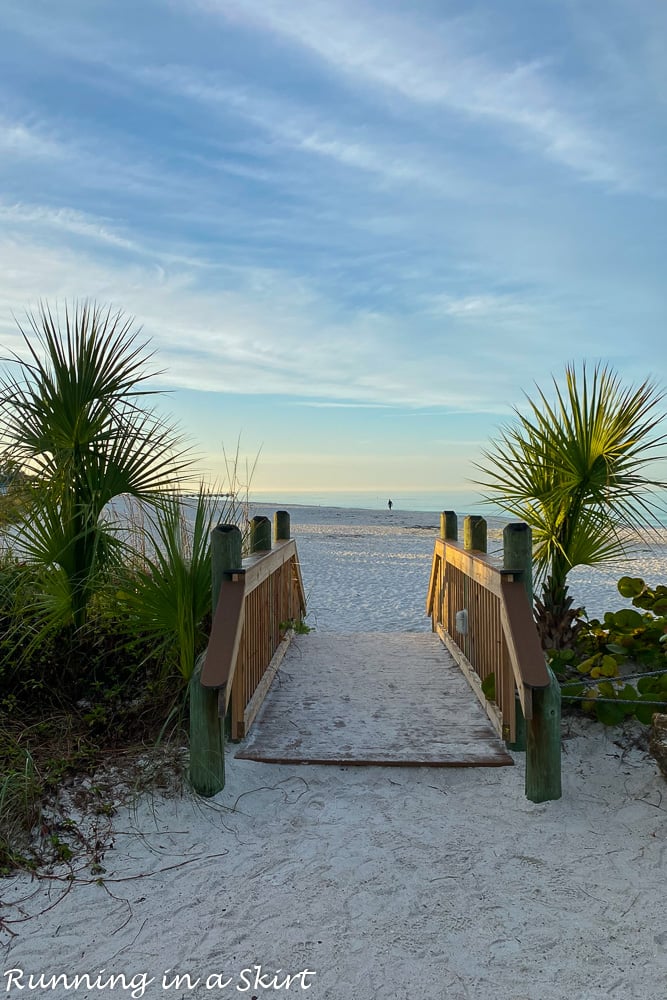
[119,488,226,681]
[476,363,667,646]
[0,301,195,629]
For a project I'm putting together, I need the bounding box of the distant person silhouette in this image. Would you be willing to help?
[387,499,393,511]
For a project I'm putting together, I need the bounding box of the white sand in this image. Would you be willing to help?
[2,505,667,1000]
[286,505,667,630]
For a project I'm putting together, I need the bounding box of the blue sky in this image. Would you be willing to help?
[1,0,665,496]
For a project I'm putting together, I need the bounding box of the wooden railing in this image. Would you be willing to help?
[205,540,306,739]
[427,512,561,802]
[189,511,306,796]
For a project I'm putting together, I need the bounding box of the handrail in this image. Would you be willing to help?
[428,512,561,803]
[200,570,246,692]
[427,534,548,739]
[201,535,306,738]
[189,512,307,797]
[243,539,302,594]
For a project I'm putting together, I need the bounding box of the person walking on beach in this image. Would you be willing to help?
[387,499,393,511]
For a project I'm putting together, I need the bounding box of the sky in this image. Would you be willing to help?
[0,0,666,498]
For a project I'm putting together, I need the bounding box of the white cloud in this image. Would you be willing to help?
[197,0,651,192]
[0,200,138,251]
[426,294,534,320]
[0,118,65,161]
[0,229,526,411]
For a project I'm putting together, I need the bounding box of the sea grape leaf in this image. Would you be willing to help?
[601,656,619,677]
[596,701,626,726]
[617,576,645,598]
[612,609,643,629]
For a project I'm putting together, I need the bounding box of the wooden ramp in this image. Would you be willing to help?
[235,632,513,767]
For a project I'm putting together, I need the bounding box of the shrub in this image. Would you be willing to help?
[551,576,667,724]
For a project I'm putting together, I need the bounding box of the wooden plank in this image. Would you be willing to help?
[441,540,504,598]
[425,550,441,617]
[243,539,297,595]
[291,555,307,616]
[500,579,550,687]
[436,624,505,739]
[236,632,513,767]
[241,630,294,738]
[200,575,246,690]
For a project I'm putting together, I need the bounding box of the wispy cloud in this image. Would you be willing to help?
[0,230,534,412]
[425,294,535,321]
[198,0,656,193]
[0,200,138,251]
[133,62,474,197]
[0,0,664,491]
[0,117,65,161]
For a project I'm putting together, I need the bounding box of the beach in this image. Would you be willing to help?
[276,503,667,631]
[2,503,666,1000]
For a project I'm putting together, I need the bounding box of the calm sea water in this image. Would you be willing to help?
[249,488,498,516]
[250,487,667,524]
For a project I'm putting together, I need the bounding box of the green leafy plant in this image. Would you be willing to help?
[118,487,241,682]
[0,301,193,629]
[279,617,311,637]
[550,576,667,724]
[477,364,667,650]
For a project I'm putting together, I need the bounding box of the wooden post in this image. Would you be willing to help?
[188,651,225,798]
[211,524,243,613]
[501,521,562,802]
[250,515,271,552]
[188,523,242,797]
[526,667,562,803]
[463,515,487,553]
[440,510,458,541]
[274,510,291,541]
[503,522,533,605]
[504,522,531,751]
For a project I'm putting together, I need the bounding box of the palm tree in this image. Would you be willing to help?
[118,487,234,682]
[477,364,667,650]
[0,301,193,628]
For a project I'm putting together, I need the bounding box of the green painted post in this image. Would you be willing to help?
[211,524,243,613]
[440,510,458,541]
[188,652,225,798]
[188,523,242,797]
[501,521,562,802]
[250,515,272,552]
[463,515,487,552]
[503,522,532,751]
[503,522,533,604]
[526,667,562,803]
[274,510,291,541]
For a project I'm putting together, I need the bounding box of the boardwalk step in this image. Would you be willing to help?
[235,632,513,767]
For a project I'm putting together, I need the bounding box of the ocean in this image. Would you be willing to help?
[249,488,494,515]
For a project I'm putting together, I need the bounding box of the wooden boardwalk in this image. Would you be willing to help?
[235,632,513,767]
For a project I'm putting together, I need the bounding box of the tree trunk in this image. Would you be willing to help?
[534,575,583,652]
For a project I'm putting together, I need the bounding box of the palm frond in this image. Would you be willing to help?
[0,300,195,627]
[119,488,220,681]
[475,363,667,596]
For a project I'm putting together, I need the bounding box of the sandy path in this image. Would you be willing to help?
[2,718,665,1000]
